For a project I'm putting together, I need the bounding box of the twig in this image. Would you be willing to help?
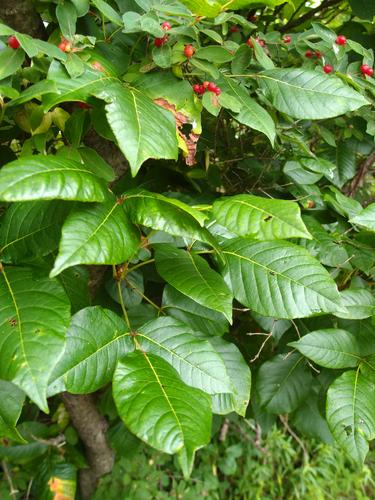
[250,332,273,362]
[280,0,342,32]
[219,419,230,442]
[1,460,18,499]
[279,415,309,463]
[25,478,33,500]
[346,149,375,197]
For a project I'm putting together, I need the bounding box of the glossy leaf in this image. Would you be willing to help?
[335,289,375,320]
[155,245,233,322]
[290,329,361,369]
[212,194,311,240]
[97,83,178,176]
[350,204,375,231]
[256,353,312,414]
[123,190,217,249]
[51,306,132,393]
[0,267,70,411]
[162,285,229,336]
[0,201,70,264]
[259,69,369,119]
[326,370,375,464]
[50,197,140,277]
[0,380,25,441]
[113,351,211,476]
[0,47,25,80]
[222,238,341,319]
[135,316,232,395]
[0,156,108,202]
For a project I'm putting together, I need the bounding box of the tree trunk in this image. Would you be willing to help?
[0,0,45,38]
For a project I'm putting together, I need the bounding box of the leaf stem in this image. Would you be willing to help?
[126,278,164,314]
[127,258,155,274]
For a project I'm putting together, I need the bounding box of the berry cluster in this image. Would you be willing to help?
[8,35,20,49]
[360,64,374,77]
[305,50,322,59]
[246,37,265,48]
[193,81,221,96]
[58,37,71,52]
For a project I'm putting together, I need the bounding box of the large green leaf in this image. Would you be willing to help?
[51,306,132,393]
[212,194,311,240]
[256,353,312,414]
[222,238,341,319]
[0,380,25,442]
[220,76,276,145]
[123,190,217,250]
[290,329,361,369]
[0,267,70,411]
[155,245,233,322]
[350,204,375,231]
[113,351,211,476]
[50,197,140,277]
[162,285,229,336]
[0,201,70,264]
[135,316,232,395]
[326,370,375,464]
[258,69,369,119]
[97,82,178,176]
[334,289,375,320]
[0,156,108,202]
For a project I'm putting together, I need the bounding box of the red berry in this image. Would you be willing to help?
[161,22,172,30]
[258,39,266,48]
[203,81,210,89]
[154,36,168,47]
[283,35,291,44]
[7,35,20,49]
[314,51,322,58]
[58,38,71,52]
[214,87,221,96]
[246,38,253,47]
[360,64,370,75]
[323,64,333,74]
[335,35,347,46]
[230,25,239,33]
[198,85,205,95]
[193,84,200,93]
[367,67,374,77]
[184,44,195,58]
[207,82,216,92]
[305,50,313,58]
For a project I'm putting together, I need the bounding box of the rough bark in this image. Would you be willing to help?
[0,0,45,38]
[61,393,115,500]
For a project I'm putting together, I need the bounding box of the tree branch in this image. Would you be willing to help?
[280,0,343,32]
[346,149,375,197]
[61,393,114,500]
[0,0,45,38]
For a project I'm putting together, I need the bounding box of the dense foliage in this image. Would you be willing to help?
[0,0,374,496]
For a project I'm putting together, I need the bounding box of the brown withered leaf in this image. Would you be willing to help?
[154,97,200,166]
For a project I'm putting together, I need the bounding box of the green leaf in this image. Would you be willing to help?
[16,34,67,61]
[332,140,357,188]
[8,81,58,108]
[259,68,369,119]
[113,351,212,477]
[349,0,375,19]
[326,370,375,464]
[71,0,90,16]
[123,190,218,250]
[0,155,108,202]
[222,238,341,319]
[251,38,274,69]
[350,204,375,231]
[97,83,178,176]
[195,46,235,63]
[162,284,229,336]
[290,329,361,369]
[155,245,233,322]
[256,353,312,414]
[92,0,123,25]
[58,266,90,314]
[208,336,251,416]
[0,201,70,264]
[50,197,140,277]
[51,306,132,393]
[0,47,25,80]
[178,0,222,17]
[212,194,311,240]
[335,289,375,320]
[220,77,276,145]
[135,316,232,395]
[0,267,70,411]
[56,2,77,39]
[0,380,25,442]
